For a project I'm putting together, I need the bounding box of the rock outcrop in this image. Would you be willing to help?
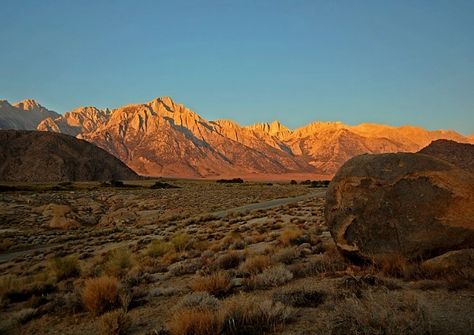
[325,152,474,262]
[419,139,474,173]
[0,130,139,182]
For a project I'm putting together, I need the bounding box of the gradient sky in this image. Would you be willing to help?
[1,0,473,134]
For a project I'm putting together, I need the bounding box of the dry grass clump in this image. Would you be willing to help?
[191,272,231,297]
[99,310,131,335]
[238,255,273,275]
[169,259,202,276]
[272,247,301,265]
[216,251,245,270]
[105,248,135,278]
[146,239,174,258]
[245,265,293,290]
[167,294,293,335]
[279,227,303,246]
[82,275,120,315]
[222,294,294,335]
[331,292,429,335]
[171,232,193,252]
[376,253,417,279]
[0,274,54,305]
[273,288,325,307]
[168,308,223,335]
[49,255,81,281]
[176,292,222,311]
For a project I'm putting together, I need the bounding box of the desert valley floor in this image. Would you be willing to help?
[0,180,473,334]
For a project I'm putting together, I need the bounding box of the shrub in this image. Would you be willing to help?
[272,247,301,265]
[99,310,131,335]
[176,292,221,311]
[105,248,134,278]
[49,255,81,281]
[216,251,245,270]
[146,240,174,258]
[245,265,293,290]
[279,227,303,246]
[222,294,293,335]
[0,275,55,304]
[216,178,244,184]
[167,294,293,335]
[82,276,120,315]
[171,232,192,252]
[239,255,272,275]
[168,308,223,335]
[273,288,325,307]
[169,259,202,276]
[376,253,415,279]
[331,292,429,335]
[191,272,231,297]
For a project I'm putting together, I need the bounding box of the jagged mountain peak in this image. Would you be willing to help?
[246,120,291,138]
[13,99,45,112]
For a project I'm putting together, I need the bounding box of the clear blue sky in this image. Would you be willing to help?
[1,0,473,134]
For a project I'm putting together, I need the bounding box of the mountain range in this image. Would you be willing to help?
[1,96,473,179]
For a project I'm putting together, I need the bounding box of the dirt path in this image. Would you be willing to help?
[0,189,326,264]
[211,188,326,218]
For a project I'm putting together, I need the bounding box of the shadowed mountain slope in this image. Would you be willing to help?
[0,130,139,182]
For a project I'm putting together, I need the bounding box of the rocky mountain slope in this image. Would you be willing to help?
[0,130,139,182]
[0,99,59,130]
[37,106,111,136]
[1,96,472,179]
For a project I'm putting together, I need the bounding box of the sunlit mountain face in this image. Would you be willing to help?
[1,96,473,179]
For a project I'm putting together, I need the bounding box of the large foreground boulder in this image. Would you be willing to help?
[325,152,474,263]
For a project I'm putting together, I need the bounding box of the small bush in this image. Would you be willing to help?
[176,292,221,311]
[146,240,174,258]
[82,276,120,315]
[168,308,223,335]
[272,247,301,265]
[239,255,272,275]
[279,227,303,246]
[377,253,415,279]
[171,232,193,252]
[191,272,231,297]
[331,292,429,335]
[273,288,325,307]
[99,310,131,335]
[216,178,244,184]
[245,265,293,290]
[49,255,81,281]
[105,248,134,278]
[216,251,245,270]
[222,294,293,335]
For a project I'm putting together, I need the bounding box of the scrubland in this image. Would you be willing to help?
[0,180,472,334]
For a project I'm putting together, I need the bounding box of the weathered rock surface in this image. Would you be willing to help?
[422,249,474,276]
[325,152,474,262]
[419,139,474,173]
[42,204,80,229]
[0,130,139,182]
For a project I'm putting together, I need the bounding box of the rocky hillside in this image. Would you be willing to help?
[0,99,59,130]
[37,106,110,136]
[1,96,472,179]
[0,130,139,182]
[419,139,474,173]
